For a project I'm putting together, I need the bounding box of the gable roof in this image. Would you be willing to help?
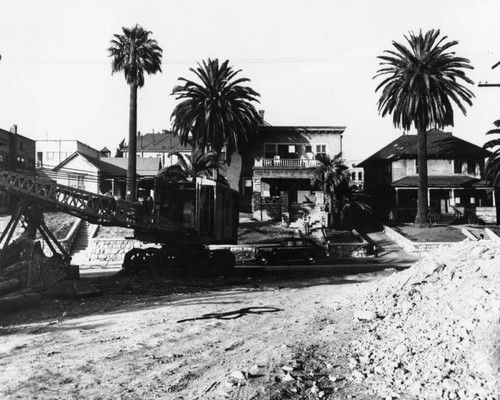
[53,152,161,177]
[357,130,490,167]
[123,132,191,152]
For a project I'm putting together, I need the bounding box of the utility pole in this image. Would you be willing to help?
[478,60,500,87]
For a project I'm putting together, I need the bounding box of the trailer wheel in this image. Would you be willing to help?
[123,248,146,272]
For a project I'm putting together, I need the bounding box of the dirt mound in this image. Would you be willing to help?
[350,240,500,399]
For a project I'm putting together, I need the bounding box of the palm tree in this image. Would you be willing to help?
[375,29,474,226]
[484,120,500,186]
[170,58,260,166]
[156,149,222,184]
[310,153,349,227]
[108,24,163,201]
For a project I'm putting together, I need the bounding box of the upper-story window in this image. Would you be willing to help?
[358,172,363,181]
[454,159,464,174]
[264,144,275,158]
[316,144,327,155]
[467,159,476,175]
[351,172,356,180]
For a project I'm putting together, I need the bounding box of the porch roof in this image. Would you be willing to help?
[392,175,493,188]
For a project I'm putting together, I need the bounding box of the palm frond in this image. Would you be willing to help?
[170,58,260,166]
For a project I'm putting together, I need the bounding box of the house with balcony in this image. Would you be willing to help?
[357,129,497,223]
[234,124,346,222]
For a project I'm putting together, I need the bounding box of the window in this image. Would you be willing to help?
[351,172,356,180]
[467,160,476,174]
[358,172,363,181]
[316,144,326,155]
[454,159,464,174]
[305,145,312,153]
[243,178,253,196]
[36,152,43,167]
[264,144,275,158]
[0,154,4,168]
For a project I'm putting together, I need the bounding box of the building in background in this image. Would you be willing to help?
[230,115,346,223]
[35,140,100,169]
[358,130,496,223]
[347,160,364,191]
[0,125,36,211]
[122,131,192,168]
[52,152,161,199]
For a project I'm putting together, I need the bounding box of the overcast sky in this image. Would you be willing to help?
[1,0,500,160]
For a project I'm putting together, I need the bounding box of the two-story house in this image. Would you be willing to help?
[234,123,346,222]
[358,130,496,223]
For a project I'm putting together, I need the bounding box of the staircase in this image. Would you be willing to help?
[70,221,90,265]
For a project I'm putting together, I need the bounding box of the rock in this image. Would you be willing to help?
[400,300,413,315]
[248,364,260,377]
[282,373,294,382]
[351,370,364,381]
[354,310,378,321]
[393,343,408,357]
[229,370,246,380]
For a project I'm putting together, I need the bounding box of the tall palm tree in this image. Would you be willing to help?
[375,29,474,226]
[108,24,163,201]
[310,153,349,227]
[484,120,500,186]
[170,58,260,166]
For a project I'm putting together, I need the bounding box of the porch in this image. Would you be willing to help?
[393,187,497,224]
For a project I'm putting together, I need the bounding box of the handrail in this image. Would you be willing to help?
[254,158,320,168]
[0,170,182,233]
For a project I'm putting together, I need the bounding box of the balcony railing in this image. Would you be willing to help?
[254,158,320,168]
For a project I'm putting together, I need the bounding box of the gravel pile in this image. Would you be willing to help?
[351,240,500,399]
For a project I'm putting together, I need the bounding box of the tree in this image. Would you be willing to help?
[108,24,163,201]
[310,153,349,227]
[115,138,126,157]
[156,148,223,184]
[170,58,260,166]
[374,29,474,226]
[484,120,500,186]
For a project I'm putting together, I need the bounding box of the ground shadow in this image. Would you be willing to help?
[177,306,283,323]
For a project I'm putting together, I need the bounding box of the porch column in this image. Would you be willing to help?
[395,188,399,206]
[450,188,455,207]
[493,189,497,207]
[427,189,431,207]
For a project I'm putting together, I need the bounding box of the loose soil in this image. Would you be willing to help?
[1,239,499,399]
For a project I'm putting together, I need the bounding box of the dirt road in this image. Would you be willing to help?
[0,271,390,399]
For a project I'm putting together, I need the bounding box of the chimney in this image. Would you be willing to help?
[10,124,17,134]
[258,110,265,124]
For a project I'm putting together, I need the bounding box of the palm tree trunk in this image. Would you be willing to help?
[126,84,138,202]
[415,129,429,226]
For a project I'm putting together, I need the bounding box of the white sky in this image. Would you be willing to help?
[1,0,500,161]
